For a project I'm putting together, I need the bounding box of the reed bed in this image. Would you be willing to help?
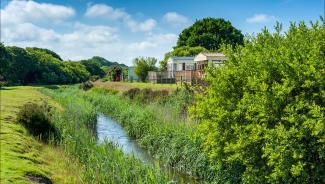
[41,86,170,184]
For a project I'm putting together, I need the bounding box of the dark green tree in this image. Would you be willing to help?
[0,43,11,80]
[176,18,244,50]
[5,46,36,84]
[133,57,157,82]
[26,47,63,61]
[80,60,106,77]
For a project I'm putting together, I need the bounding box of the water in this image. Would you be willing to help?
[96,114,151,163]
[96,113,198,184]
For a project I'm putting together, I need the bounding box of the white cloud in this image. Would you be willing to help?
[246,14,276,24]
[163,12,190,25]
[85,4,126,20]
[128,33,177,51]
[61,23,118,44]
[126,18,157,32]
[2,23,59,42]
[1,0,75,25]
[85,3,156,32]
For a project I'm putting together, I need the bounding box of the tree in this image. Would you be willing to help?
[0,43,11,80]
[190,21,325,183]
[133,57,157,82]
[107,65,123,81]
[80,60,106,77]
[26,47,63,61]
[159,46,208,70]
[5,46,36,84]
[176,18,244,50]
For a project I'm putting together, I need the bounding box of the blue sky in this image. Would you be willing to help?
[1,0,324,66]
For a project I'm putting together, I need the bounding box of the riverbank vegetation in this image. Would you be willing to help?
[41,86,171,183]
[40,84,215,182]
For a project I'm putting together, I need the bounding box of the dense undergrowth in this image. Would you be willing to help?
[41,86,170,183]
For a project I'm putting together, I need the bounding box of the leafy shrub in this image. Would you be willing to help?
[122,88,140,99]
[191,21,325,183]
[157,85,194,116]
[101,77,109,82]
[0,81,7,88]
[122,88,169,103]
[79,81,93,91]
[17,102,59,141]
[89,75,100,82]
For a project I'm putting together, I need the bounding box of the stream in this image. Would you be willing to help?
[96,113,198,184]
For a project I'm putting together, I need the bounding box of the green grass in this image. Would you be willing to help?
[0,86,81,183]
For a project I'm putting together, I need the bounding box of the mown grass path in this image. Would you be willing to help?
[0,86,81,184]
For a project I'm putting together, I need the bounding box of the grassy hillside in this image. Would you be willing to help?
[0,86,81,183]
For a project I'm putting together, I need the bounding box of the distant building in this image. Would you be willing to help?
[128,66,138,81]
[194,52,227,69]
[194,52,227,79]
[149,52,227,85]
[166,56,195,78]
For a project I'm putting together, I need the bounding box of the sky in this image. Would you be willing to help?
[1,0,324,66]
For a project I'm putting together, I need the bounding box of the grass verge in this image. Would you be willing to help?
[0,86,81,183]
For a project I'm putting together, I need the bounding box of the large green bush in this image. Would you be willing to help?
[17,102,59,141]
[191,21,325,183]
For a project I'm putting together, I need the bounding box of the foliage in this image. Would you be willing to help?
[107,65,123,81]
[41,86,170,183]
[0,45,91,85]
[176,17,244,50]
[80,60,106,77]
[17,102,59,141]
[0,43,11,77]
[160,46,208,71]
[133,57,158,82]
[122,88,169,103]
[90,56,127,68]
[79,81,94,91]
[26,47,63,61]
[191,21,325,183]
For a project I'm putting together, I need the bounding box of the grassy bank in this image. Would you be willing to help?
[0,86,81,183]
[41,86,170,183]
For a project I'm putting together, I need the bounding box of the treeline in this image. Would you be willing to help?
[0,43,125,85]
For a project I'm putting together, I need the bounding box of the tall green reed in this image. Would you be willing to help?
[78,87,218,182]
[41,86,170,184]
